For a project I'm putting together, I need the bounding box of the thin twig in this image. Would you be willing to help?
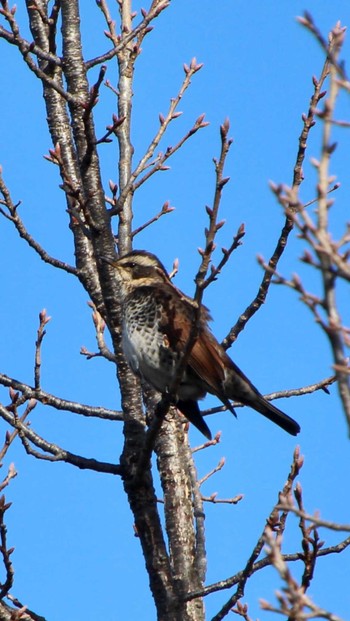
[34,310,51,390]
[297,13,349,90]
[198,458,225,487]
[0,373,123,420]
[194,118,233,301]
[189,448,303,618]
[201,375,336,417]
[0,172,77,275]
[222,46,333,349]
[188,537,350,600]
[0,464,17,495]
[0,495,14,600]
[131,201,175,238]
[276,504,350,532]
[201,494,243,506]
[0,3,77,103]
[86,1,170,70]
[81,301,116,362]
[115,59,205,213]
[0,403,122,475]
[192,432,222,453]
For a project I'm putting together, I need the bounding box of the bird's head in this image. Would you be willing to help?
[102,250,170,288]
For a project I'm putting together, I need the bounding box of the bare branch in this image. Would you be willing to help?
[199,223,245,293]
[86,1,170,70]
[0,495,14,600]
[34,309,51,389]
[201,375,336,418]
[0,464,17,496]
[0,402,122,475]
[81,301,116,362]
[0,171,77,275]
[0,373,123,421]
[131,201,175,238]
[0,2,76,103]
[201,448,304,619]
[201,494,243,506]
[192,431,222,453]
[198,457,226,487]
[0,23,61,65]
[297,13,349,91]
[186,439,207,583]
[276,503,350,533]
[222,46,333,349]
[189,537,350,602]
[194,118,233,301]
[262,524,346,621]
[132,110,208,194]
[114,59,205,216]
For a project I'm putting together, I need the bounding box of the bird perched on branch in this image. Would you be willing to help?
[104,250,300,439]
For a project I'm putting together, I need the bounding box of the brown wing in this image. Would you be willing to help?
[189,329,226,396]
[158,282,226,396]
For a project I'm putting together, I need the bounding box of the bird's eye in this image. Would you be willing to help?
[123,261,136,269]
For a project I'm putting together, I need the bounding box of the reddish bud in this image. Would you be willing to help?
[327,142,337,154]
[219,176,230,188]
[9,388,18,403]
[195,113,206,125]
[237,222,245,236]
[220,117,230,138]
[215,219,226,231]
[109,179,118,195]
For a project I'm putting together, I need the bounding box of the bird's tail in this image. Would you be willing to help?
[176,399,212,440]
[247,393,300,436]
[224,359,300,436]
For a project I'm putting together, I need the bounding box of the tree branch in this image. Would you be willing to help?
[0,171,77,275]
[222,45,333,349]
[0,373,123,421]
[86,0,170,70]
[0,403,122,474]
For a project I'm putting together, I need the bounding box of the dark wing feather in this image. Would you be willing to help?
[158,283,225,392]
[189,330,226,394]
[159,283,231,400]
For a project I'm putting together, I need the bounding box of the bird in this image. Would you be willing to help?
[104,249,300,439]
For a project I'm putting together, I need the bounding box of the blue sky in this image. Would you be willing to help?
[0,1,349,620]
